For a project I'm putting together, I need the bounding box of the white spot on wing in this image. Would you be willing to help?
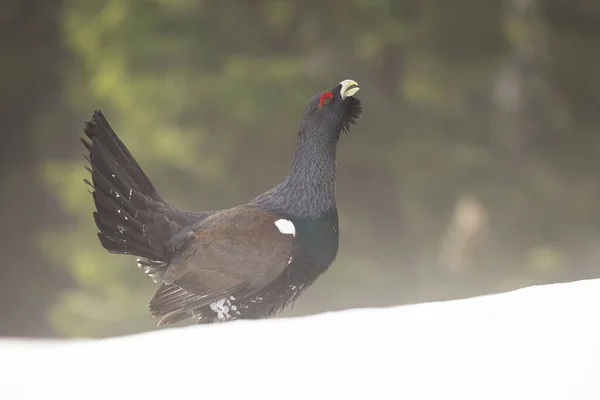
[287,256,293,265]
[274,219,295,237]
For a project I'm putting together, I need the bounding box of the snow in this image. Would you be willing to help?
[1,279,599,400]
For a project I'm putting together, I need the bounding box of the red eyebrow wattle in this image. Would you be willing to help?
[318,92,333,108]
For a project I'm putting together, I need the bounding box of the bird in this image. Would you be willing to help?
[81,79,362,326]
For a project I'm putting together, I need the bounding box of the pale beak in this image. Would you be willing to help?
[340,79,360,99]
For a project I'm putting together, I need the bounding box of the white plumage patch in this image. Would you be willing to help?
[210,297,241,321]
[274,219,295,237]
[210,298,231,321]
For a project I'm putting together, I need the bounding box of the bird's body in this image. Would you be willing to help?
[149,205,339,324]
[82,79,361,325]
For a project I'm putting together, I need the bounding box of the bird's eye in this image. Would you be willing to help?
[318,92,333,109]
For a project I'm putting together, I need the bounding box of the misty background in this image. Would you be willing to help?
[2,0,600,338]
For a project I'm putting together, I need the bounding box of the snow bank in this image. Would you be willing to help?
[1,279,599,400]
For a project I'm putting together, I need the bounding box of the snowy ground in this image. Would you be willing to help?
[1,279,599,399]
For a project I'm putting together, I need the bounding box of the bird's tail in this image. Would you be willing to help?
[82,111,180,263]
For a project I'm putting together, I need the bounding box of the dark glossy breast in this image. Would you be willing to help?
[293,209,339,269]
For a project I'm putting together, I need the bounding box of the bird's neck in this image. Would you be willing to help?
[255,129,339,218]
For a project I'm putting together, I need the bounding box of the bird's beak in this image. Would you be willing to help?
[340,79,360,99]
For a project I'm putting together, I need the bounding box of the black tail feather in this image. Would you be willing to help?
[84,112,160,201]
[92,189,141,229]
[83,110,179,263]
[97,233,161,260]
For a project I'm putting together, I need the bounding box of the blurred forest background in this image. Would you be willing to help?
[2,0,600,338]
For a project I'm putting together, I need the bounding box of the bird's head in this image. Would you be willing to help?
[300,79,362,141]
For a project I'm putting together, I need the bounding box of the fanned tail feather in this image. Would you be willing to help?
[82,111,180,263]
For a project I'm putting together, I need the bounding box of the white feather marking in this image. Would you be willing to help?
[274,219,295,237]
[210,298,232,321]
[288,256,293,265]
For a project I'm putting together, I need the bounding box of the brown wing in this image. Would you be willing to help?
[148,205,295,323]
